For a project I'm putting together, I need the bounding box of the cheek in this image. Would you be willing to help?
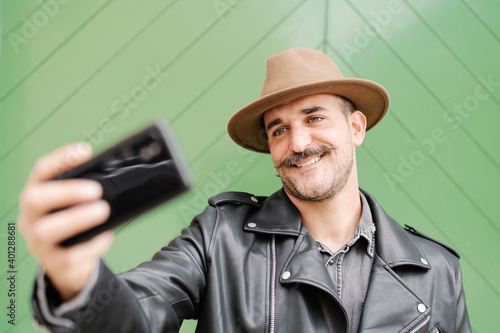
[270,153,282,167]
[313,133,339,147]
[318,127,350,145]
[269,145,286,165]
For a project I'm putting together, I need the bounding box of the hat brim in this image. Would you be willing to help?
[227,78,390,153]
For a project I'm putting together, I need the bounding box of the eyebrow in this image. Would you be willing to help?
[266,118,282,132]
[301,106,325,114]
[265,106,326,132]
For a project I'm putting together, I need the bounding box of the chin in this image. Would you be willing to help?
[285,184,336,202]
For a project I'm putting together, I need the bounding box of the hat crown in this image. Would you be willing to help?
[261,48,344,97]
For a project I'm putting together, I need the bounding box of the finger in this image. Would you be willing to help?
[28,200,111,246]
[63,231,114,260]
[19,179,103,227]
[27,142,93,185]
[46,231,114,270]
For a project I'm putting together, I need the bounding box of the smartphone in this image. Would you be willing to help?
[55,120,193,247]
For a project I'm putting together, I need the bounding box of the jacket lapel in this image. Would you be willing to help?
[243,189,302,236]
[361,189,430,270]
[359,189,431,332]
[358,254,430,332]
[278,230,340,302]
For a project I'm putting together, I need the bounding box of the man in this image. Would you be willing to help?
[19,48,471,332]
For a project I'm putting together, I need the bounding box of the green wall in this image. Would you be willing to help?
[1,1,499,332]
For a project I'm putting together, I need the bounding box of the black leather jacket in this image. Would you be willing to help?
[33,189,471,332]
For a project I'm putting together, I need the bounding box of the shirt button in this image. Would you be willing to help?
[247,222,257,228]
[282,271,291,280]
[417,303,426,313]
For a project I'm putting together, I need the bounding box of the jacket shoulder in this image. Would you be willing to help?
[208,191,266,207]
[404,224,460,259]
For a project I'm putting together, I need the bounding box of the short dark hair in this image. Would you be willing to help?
[338,95,355,118]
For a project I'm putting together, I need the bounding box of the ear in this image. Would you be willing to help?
[349,111,367,147]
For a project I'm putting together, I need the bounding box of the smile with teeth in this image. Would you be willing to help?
[294,155,322,168]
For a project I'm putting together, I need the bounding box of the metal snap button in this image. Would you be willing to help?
[251,196,258,203]
[282,271,291,280]
[420,258,429,265]
[417,303,426,313]
[247,222,257,228]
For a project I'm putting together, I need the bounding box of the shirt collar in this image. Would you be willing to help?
[355,190,376,258]
[315,191,376,258]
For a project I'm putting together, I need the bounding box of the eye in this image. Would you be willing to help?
[308,116,323,123]
[273,127,287,136]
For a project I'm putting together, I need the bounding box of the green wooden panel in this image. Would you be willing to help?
[1,1,498,332]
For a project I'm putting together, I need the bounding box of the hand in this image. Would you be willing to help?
[18,142,113,301]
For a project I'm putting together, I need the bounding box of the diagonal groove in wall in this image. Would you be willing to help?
[0,0,116,102]
[1,0,50,38]
[460,0,500,45]
[387,111,500,234]
[322,0,329,53]
[168,0,310,125]
[4,308,31,333]
[223,153,268,192]
[0,204,18,229]
[404,0,500,109]
[88,0,249,132]
[314,41,323,51]
[361,145,500,301]
[345,0,500,172]
[0,0,180,165]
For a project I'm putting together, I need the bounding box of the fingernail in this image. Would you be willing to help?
[73,142,92,157]
[95,200,110,213]
[80,181,103,198]
[89,200,110,218]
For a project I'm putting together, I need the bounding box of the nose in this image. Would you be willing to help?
[289,126,312,153]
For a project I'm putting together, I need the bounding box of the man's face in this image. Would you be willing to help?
[263,94,366,202]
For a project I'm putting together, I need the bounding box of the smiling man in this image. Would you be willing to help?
[22,48,471,332]
[264,93,366,251]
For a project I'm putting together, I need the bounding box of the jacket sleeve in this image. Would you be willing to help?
[31,208,216,332]
[455,263,472,332]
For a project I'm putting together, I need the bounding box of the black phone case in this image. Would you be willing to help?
[56,121,193,246]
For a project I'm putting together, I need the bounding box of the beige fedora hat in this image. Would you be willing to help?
[227,47,390,153]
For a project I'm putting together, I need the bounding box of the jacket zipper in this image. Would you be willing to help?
[269,235,276,333]
[409,315,430,333]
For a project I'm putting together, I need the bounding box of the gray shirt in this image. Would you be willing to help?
[316,191,375,333]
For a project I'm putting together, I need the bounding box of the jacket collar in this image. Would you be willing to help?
[244,189,303,236]
[360,188,430,270]
[245,188,430,270]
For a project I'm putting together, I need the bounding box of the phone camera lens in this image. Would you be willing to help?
[140,142,161,162]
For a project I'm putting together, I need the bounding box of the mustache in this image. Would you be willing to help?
[276,146,335,169]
